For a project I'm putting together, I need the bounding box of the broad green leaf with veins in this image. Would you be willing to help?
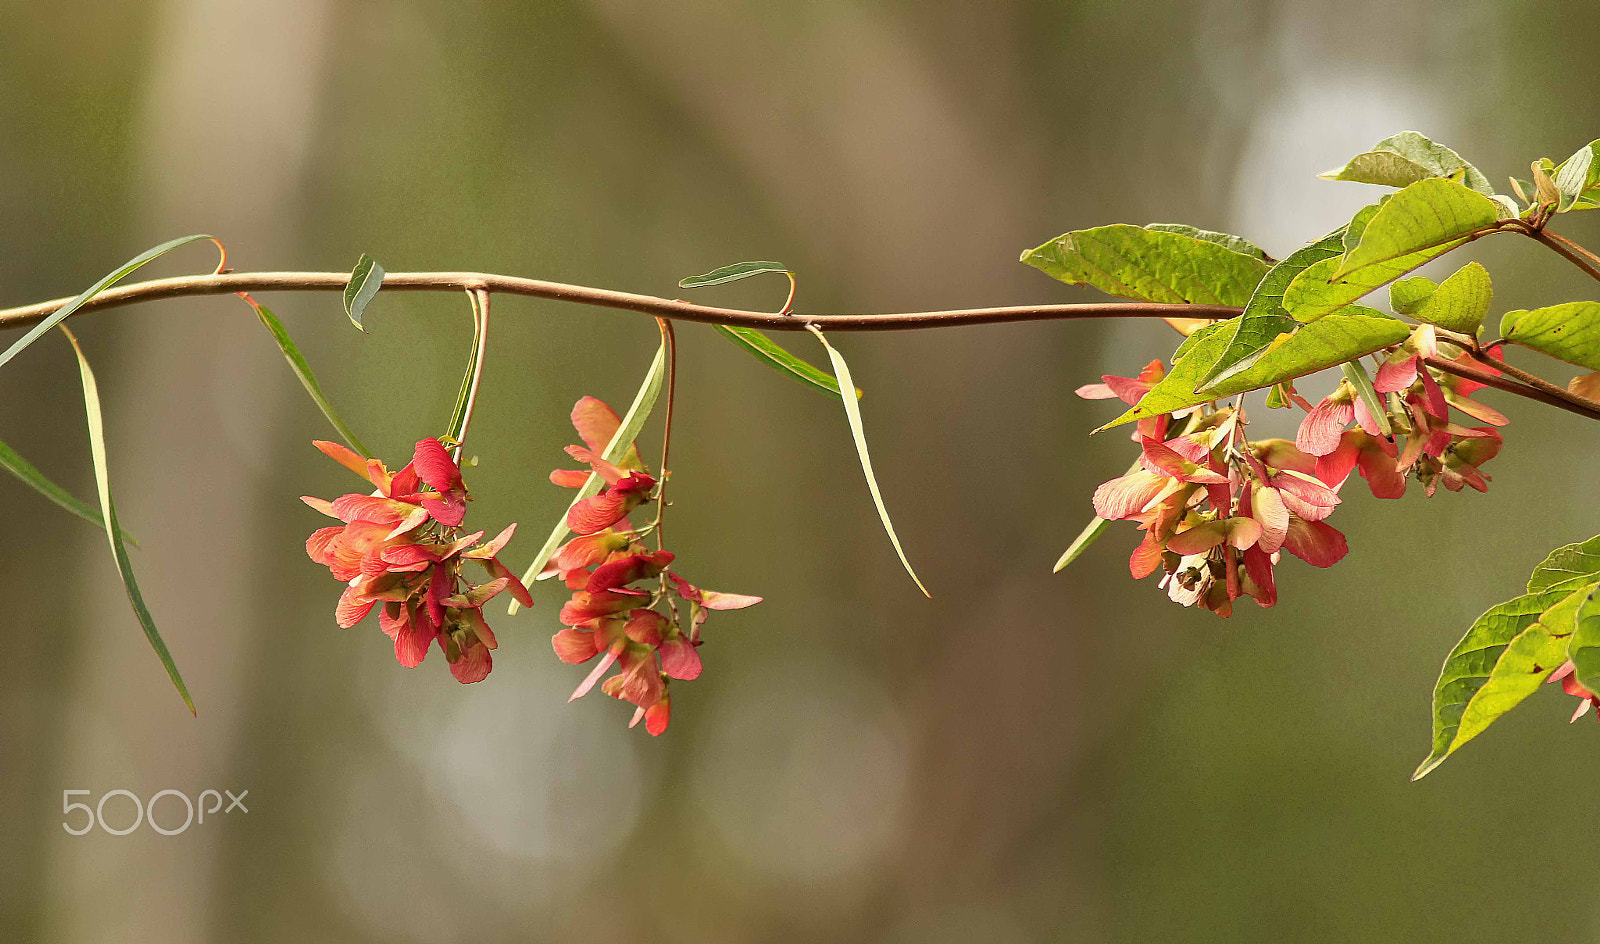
[1527,535,1600,593]
[1141,223,1272,262]
[1020,224,1269,306]
[1412,587,1580,780]
[1391,262,1492,334]
[1571,588,1600,695]
[1097,308,1408,431]
[1320,131,1495,196]
[1284,238,1466,324]
[1500,302,1600,371]
[1200,229,1348,388]
[1332,178,1502,280]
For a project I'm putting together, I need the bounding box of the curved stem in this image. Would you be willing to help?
[1425,354,1600,422]
[1524,227,1600,285]
[449,288,491,461]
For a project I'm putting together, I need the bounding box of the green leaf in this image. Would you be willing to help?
[1332,178,1502,280]
[808,325,930,597]
[1339,360,1391,437]
[0,436,135,543]
[1428,583,1593,776]
[1527,534,1600,593]
[712,324,855,399]
[509,342,668,615]
[1570,586,1600,696]
[1053,516,1109,573]
[1141,224,1271,262]
[1412,586,1579,780]
[446,291,488,445]
[1393,261,1492,334]
[1499,302,1600,371]
[1098,308,1408,431]
[1387,275,1437,314]
[60,327,194,716]
[1553,140,1599,212]
[343,254,384,331]
[679,261,790,288]
[249,301,371,456]
[1320,131,1495,196]
[1020,223,1269,306]
[1200,229,1347,388]
[0,234,215,373]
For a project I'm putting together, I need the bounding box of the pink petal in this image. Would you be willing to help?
[660,639,702,680]
[1373,355,1418,394]
[1282,517,1348,568]
[1092,470,1168,520]
[698,590,763,610]
[571,396,623,453]
[412,437,464,492]
[313,440,372,481]
[1296,399,1355,456]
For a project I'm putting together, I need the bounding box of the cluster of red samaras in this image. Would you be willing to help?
[303,438,531,682]
[546,397,759,735]
[1081,329,1504,616]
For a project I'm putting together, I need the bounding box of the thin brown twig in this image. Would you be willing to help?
[1425,354,1600,422]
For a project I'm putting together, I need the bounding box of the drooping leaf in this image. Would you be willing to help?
[249,301,371,456]
[1433,583,1592,774]
[446,290,488,445]
[1412,586,1578,780]
[0,234,216,373]
[1392,261,1492,334]
[1141,223,1271,262]
[679,261,790,288]
[1320,131,1494,196]
[1553,140,1600,212]
[1053,516,1109,573]
[510,342,668,614]
[343,254,384,331]
[1340,360,1391,437]
[1020,224,1270,307]
[60,327,194,715]
[1499,302,1600,371]
[712,324,854,399]
[1200,229,1347,388]
[1098,308,1408,431]
[1527,534,1600,593]
[808,325,930,597]
[0,436,135,543]
[1570,586,1600,696]
[1332,178,1502,281]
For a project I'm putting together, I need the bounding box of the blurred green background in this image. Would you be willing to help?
[3,0,1600,940]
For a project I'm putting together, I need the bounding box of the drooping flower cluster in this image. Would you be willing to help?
[1078,329,1505,616]
[303,438,531,682]
[546,397,760,734]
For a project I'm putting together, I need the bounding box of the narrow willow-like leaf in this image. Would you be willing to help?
[1440,584,1592,770]
[1320,131,1494,196]
[343,254,384,331]
[1098,309,1408,431]
[1571,587,1600,696]
[1141,223,1271,262]
[1395,262,1492,334]
[0,234,215,373]
[250,302,371,456]
[713,324,855,399]
[446,291,487,444]
[1527,534,1600,593]
[808,326,930,597]
[61,327,194,715]
[1020,224,1269,307]
[1413,587,1576,780]
[1499,302,1600,371]
[679,261,790,288]
[1340,360,1391,437]
[1053,516,1109,573]
[0,437,135,543]
[510,343,668,614]
[1200,229,1347,388]
[1332,178,1501,280]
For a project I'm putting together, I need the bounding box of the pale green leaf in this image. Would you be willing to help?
[1141,224,1271,262]
[0,436,135,543]
[1284,242,1465,323]
[808,325,930,597]
[679,261,790,288]
[1413,586,1579,780]
[713,324,854,399]
[1394,262,1492,334]
[1500,302,1600,371]
[250,302,371,456]
[446,291,488,445]
[1020,224,1269,306]
[509,342,667,615]
[1387,276,1437,314]
[1053,516,1109,573]
[1200,229,1347,388]
[61,327,194,715]
[1098,308,1408,431]
[0,234,215,373]
[1527,534,1600,593]
[1321,131,1494,196]
[1332,178,1502,280]
[1339,360,1391,437]
[1553,140,1599,212]
[1570,586,1600,696]
[343,254,384,331]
